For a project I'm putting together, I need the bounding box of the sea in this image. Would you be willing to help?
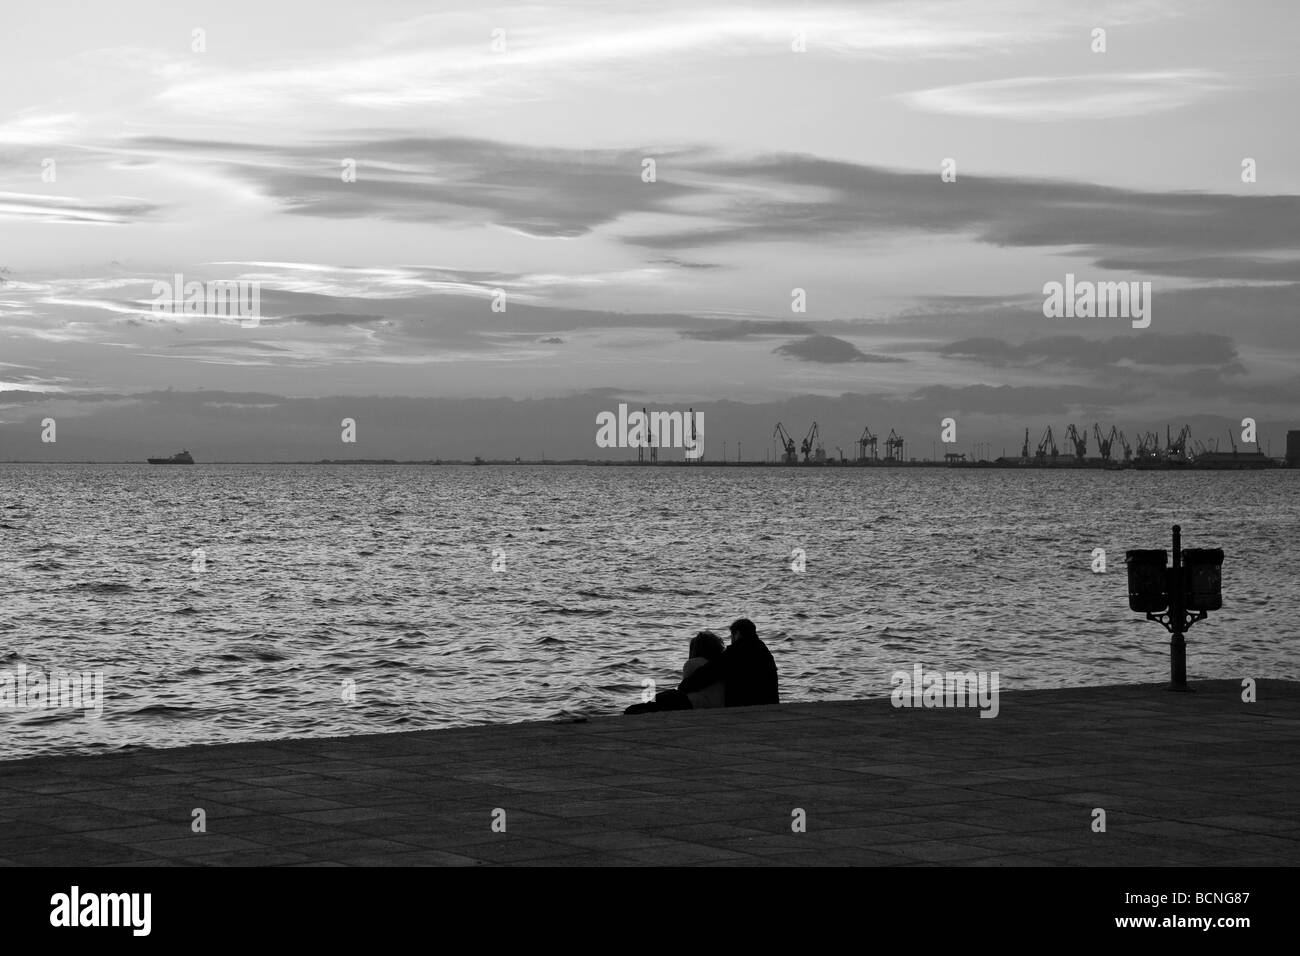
[1,463,1296,760]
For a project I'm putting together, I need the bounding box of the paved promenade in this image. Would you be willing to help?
[1,680,1296,866]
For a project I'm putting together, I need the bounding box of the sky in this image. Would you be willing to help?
[1,0,1298,460]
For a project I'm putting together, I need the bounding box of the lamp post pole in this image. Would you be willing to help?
[1170,524,1187,691]
[1130,524,1218,693]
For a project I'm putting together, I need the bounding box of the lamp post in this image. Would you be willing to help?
[1125,524,1223,691]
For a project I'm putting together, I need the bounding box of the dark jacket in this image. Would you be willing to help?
[678,636,779,707]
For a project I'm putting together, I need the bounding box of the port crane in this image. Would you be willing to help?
[1115,430,1133,461]
[1093,424,1118,461]
[885,429,904,461]
[800,422,823,463]
[1035,426,1058,462]
[857,425,878,462]
[1065,424,1088,460]
[1167,425,1192,461]
[1020,428,1031,460]
[1136,431,1160,460]
[773,423,798,464]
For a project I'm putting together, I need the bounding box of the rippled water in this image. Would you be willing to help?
[1,463,1296,759]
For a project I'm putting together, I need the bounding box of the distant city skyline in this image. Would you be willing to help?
[2,0,1298,458]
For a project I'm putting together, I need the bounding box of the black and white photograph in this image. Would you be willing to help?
[0,0,1295,933]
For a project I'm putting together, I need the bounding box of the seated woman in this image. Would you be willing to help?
[624,631,726,714]
[681,630,726,708]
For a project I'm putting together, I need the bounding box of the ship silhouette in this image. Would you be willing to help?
[147,449,194,464]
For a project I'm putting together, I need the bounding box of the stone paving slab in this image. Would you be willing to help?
[0,679,1296,866]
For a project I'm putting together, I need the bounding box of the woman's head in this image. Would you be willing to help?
[690,630,725,661]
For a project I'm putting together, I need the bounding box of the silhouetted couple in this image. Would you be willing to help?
[624,618,779,714]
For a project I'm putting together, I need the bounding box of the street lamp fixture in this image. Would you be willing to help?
[1125,524,1223,691]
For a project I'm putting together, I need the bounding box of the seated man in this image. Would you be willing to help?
[678,618,779,707]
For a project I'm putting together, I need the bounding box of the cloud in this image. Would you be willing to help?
[910,382,1130,415]
[652,256,722,270]
[774,334,904,364]
[0,191,161,225]
[900,71,1231,120]
[1091,256,1300,282]
[619,153,1300,281]
[0,111,84,146]
[112,135,1300,284]
[284,313,387,326]
[152,2,1117,120]
[683,320,815,341]
[133,136,703,239]
[167,339,290,352]
[937,333,1244,371]
[886,283,1300,351]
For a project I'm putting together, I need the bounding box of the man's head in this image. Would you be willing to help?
[728,618,757,643]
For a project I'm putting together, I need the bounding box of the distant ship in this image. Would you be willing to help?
[147,449,194,464]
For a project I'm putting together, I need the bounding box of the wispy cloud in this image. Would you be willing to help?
[153,2,1112,118]
[936,333,1244,371]
[683,319,814,341]
[112,136,1300,283]
[0,191,161,225]
[0,111,85,146]
[900,71,1232,120]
